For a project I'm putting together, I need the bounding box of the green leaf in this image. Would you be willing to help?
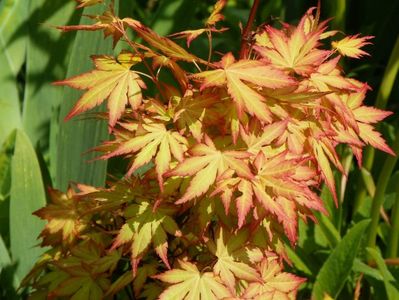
[285,245,314,277]
[315,212,341,248]
[10,130,47,280]
[0,130,16,244]
[0,234,20,295]
[367,247,399,300]
[311,220,370,300]
[0,0,27,76]
[353,258,383,281]
[360,167,376,197]
[22,0,77,148]
[0,0,26,146]
[0,234,11,270]
[55,1,120,191]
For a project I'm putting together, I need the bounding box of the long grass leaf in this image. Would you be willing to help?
[311,220,370,300]
[55,1,119,191]
[367,248,399,300]
[0,0,26,146]
[22,1,77,149]
[9,130,46,280]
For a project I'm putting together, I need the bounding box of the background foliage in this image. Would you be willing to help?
[0,0,398,299]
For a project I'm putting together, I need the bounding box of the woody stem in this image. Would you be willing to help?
[239,0,260,59]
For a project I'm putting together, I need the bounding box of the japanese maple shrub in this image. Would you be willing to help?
[24,0,393,299]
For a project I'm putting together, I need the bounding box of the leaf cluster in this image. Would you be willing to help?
[22,1,395,299]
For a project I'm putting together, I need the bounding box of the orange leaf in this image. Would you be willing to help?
[332,35,373,59]
[55,52,145,127]
[193,53,295,122]
[167,139,253,203]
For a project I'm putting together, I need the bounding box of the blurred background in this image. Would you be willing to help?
[0,0,398,298]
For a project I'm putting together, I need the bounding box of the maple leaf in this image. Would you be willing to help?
[332,34,373,58]
[206,0,227,26]
[54,52,146,128]
[124,19,203,63]
[207,228,262,292]
[309,55,360,92]
[192,52,295,122]
[252,151,322,243]
[240,120,288,155]
[357,123,395,156]
[153,260,231,300]
[43,241,121,299]
[57,8,125,46]
[242,256,305,299]
[111,200,181,273]
[75,0,102,8]
[34,187,89,246]
[104,119,188,187]
[168,0,227,47]
[340,90,394,156]
[166,135,254,204]
[172,92,218,141]
[254,11,332,75]
[169,27,228,48]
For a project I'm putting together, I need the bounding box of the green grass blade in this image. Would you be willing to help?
[0,131,16,245]
[285,245,314,277]
[0,0,26,146]
[0,0,27,76]
[311,220,370,300]
[387,182,399,258]
[315,213,341,248]
[367,131,399,252]
[55,1,119,191]
[0,234,20,296]
[22,0,77,148]
[10,130,46,280]
[367,247,399,300]
[0,234,11,271]
[353,258,383,281]
[353,35,399,215]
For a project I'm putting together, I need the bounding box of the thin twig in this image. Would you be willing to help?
[239,0,260,59]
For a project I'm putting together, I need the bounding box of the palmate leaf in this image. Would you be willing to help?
[153,260,231,300]
[57,8,126,46]
[124,18,201,63]
[45,241,120,299]
[341,90,394,156]
[309,56,360,91]
[206,0,226,26]
[207,227,262,292]
[111,200,181,273]
[169,0,227,47]
[166,136,254,204]
[54,51,145,127]
[213,149,324,238]
[332,35,373,58]
[34,187,89,246]
[254,10,332,76]
[104,118,188,187]
[173,92,218,141]
[242,256,305,299]
[192,52,295,122]
[254,151,323,242]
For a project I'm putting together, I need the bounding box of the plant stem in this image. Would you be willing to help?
[367,131,399,258]
[332,0,346,31]
[387,182,399,258]
[352,35,399,216]
[239,0,260,59]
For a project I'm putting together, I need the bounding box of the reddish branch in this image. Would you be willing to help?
[239,0,260,59]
